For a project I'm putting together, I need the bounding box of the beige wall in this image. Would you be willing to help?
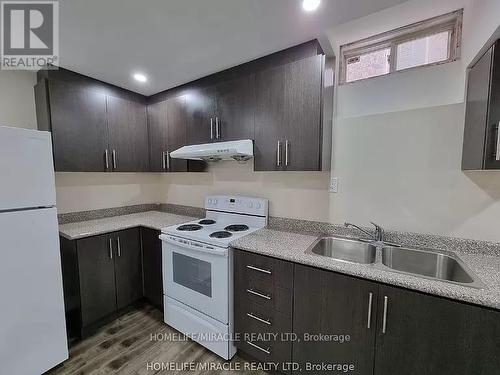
[159,162,330,222]
[0,70,37,129]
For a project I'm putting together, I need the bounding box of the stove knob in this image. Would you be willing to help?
[256,202,261,209]
[208,198,212,205]
[248,202,253,208]
[213,198,218,205]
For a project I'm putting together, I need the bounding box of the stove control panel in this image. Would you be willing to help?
[205,195,268,217]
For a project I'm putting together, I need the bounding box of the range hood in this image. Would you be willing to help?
[169,140,254,162]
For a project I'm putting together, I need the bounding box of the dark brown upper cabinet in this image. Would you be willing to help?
[147,96,189,172]
[462,40,500,170]
[107,95,149,172]
[214,75,255,142]
[255,55,326,171]
[186,86,217,145]
[35,79,109,172]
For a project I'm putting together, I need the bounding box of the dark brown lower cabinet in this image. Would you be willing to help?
[77,233,117,327]
[141,228,163,308]
[374,285,500,375]
[293,264,378,375]
[114,228,143,310]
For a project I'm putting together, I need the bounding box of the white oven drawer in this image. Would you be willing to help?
[161,234,230,324]
[164,296,236,360]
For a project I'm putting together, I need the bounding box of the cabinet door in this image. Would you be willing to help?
[293,265,378,375]
[114,228,143,310]
[283,55,323,171]
[141,228,163,308]
[462,45,494,170]
[254,64,286,171]
[484,41,500,169]
[186,86,216,145]
[167,95,189,172]
[77,234,116,327]
[147,100,168,172]
[215,75,255,142]
[374,285,500,375]
[48,80,108,171]
[107,95,149,172]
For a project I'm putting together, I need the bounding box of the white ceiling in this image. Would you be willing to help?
[59,0,409,95]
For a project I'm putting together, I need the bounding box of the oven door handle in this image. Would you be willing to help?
[159,234,228,256]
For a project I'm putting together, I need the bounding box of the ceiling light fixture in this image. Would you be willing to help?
[133,73,147,83]
[302,0,320,12]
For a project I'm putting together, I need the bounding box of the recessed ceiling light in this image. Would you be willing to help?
[133,73,147,83]
[302,0,320,12]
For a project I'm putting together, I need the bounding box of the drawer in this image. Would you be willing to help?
[237,339,292,372]
[234,249,294,290]
[235,299,292,337]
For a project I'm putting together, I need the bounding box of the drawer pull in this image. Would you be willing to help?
[246,312,271,325]
[246,341,271,355]
[246,265,272,275]
[246,289,271,300]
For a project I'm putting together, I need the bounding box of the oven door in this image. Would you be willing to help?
[160,234,229,324]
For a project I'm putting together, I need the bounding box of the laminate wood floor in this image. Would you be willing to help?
[47,304,267,375]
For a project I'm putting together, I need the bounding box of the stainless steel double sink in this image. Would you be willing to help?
[306,237,484,288]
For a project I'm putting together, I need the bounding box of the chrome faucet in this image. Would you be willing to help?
[344,221,384,242]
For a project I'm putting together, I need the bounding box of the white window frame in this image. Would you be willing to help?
[339,9,463,84]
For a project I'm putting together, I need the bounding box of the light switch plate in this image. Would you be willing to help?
[329,177,338,193]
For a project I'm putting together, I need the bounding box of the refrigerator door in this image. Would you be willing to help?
[0,126,56,211]
[0,207,68,375]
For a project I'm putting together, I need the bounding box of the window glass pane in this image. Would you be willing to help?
[396,31,450,70]
[346,48,391,83]
[173,252,212,297]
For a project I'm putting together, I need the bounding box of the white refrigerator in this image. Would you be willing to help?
[0,126,68,374]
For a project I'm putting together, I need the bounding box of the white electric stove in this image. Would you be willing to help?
[160,195,268,359]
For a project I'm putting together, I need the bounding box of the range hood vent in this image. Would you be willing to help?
[169,140,253,162]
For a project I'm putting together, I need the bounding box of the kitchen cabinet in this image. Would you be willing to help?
[77,233,117,327]
[374,285,500,375]
[233,249,294,373]
[186,86,216,145]
[113,228,143,309]
[37,79,109,172]
[106,96,149,172]
[462,40,500,170]
[215,75,255,141]
[141,228,163,308]
[255,55,324,171]
[148,96,189,172]
[293,264,378,375]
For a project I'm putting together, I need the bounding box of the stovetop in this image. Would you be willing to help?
[161,196,268,248]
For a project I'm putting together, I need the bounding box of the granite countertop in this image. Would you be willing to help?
[59,211,196,240]
[230,228,500,311]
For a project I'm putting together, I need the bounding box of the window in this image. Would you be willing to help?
[340,9,462,84]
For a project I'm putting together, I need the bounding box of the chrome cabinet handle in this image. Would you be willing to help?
[246,289,271,300]
[108,238,113,259]
[246,341,271,355]
[210,118,214,140]
[117,236,121,257]
[382,296,388,334]
[162,151,166,170]
[277,141,282,167]
[247,312,271,325]
[496,122,500,161]
[166,150,170,170]
[367,292,373,329]
[285,140,290,166]
[105,149,109,170]
[216,117,220,139]
[246,265,271,275]
[112,149,117,169]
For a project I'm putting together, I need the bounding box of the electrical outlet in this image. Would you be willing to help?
[329,177,338,193]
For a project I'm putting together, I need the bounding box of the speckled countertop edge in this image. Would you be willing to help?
[230,228,500,311]
[59,211,196,240]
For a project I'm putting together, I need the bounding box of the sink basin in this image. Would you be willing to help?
[381,246,484,288]
[307,237,376,264]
